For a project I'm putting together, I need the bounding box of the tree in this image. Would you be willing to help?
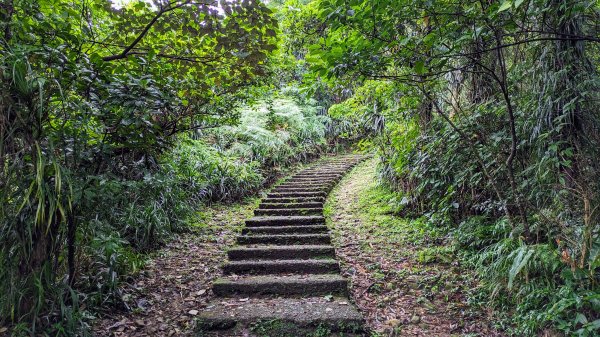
[0,0,277,328]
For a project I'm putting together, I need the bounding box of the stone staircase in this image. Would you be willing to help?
[197,155,366,336]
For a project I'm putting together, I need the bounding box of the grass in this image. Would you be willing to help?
[249,319,361,337]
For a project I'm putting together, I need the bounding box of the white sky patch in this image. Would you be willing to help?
[110,0,268,12]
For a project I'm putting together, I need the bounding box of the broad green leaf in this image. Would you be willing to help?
[414,60,426,75]
[498,1,512,12]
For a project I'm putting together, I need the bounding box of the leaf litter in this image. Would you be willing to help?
[93,200,256,336]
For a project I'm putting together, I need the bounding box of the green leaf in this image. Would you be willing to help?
[414,60,426,75]
[498,1,512,12]
[508,246,533,290]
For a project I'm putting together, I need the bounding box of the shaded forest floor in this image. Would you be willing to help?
[326,159,505,336]
[93,200,257,336]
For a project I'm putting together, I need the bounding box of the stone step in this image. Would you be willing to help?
[212,274,348,296]
[297,168,348,172]
[300,167,351,170]
[285,179,339,184]
[236,234,331,245]
[227,245,335,260]
[254,208,322,216]
[242,225,328,235]
[289,178,340,182]
[222,259,340,275]
[245,215,325,227]
[258,201,323,209]
[267,191,327,198]
[282,179,336,184]
[279,180,333,185]
[275,184,332,190]
[197,297,364,334]
[291,174,342,178]
[261,196,325,203]
[293,169,345,173]
[271,184,329,192]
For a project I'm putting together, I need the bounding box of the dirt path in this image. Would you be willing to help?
[326,159,505,337]
[93,201,256,337]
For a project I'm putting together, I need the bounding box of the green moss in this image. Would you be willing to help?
[249,319,337,337]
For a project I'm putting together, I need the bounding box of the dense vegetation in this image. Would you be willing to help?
[286,0,600,335]
[0,1,335,335]
[1,0,599,336]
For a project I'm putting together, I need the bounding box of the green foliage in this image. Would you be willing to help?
[292,0,600,335]
[210,96,329,167]
[0,0,292,334]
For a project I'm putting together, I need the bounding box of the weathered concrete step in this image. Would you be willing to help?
[293,171,346,176]
[245,216,324,227]
[291,174,342,178]
[258,201,323,209]
[227,245,335,260]
[212,274,348,296]
[290,171,344,175]
[254,208,322,216]
[271,186,329,192]
[275,184,332,190]
[236,234,331,245]
[285,176,335,181]
[261,196,325,203]
[242,225,328,235]
[293,169,346,173]
[285,178,339,184]
[281,178,335,184]
[197,297,363,334]
[296,168,348,172]
[267,191,327,198]
[222,259,339,275]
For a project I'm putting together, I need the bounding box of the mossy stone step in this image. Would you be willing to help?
[277,180,334,187]
[222,259,340,275]
[293,169,346,173]
[212,274,348,297]
[281,180,337,185]
[258,201,324,209]
[242,225,328,235]
[298,167,351,170]
[291,174,342,179]
[236,233,331,245]
[254,208,323,216]
[245,216,325,227]
[279,180,334,185]
[261,197,325,203]
[286,174,341,182]
[227,245,335,260]
[196,297,363,334]
[267,191,327,198]
[275,185,332,191]
[271,186,330,192]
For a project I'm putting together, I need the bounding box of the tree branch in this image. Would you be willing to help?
[102,0,191,61]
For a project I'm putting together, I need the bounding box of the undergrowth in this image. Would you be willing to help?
[0,93,334,336]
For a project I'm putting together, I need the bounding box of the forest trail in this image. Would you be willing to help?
[197,154,368,336]
[92,154,505,337]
